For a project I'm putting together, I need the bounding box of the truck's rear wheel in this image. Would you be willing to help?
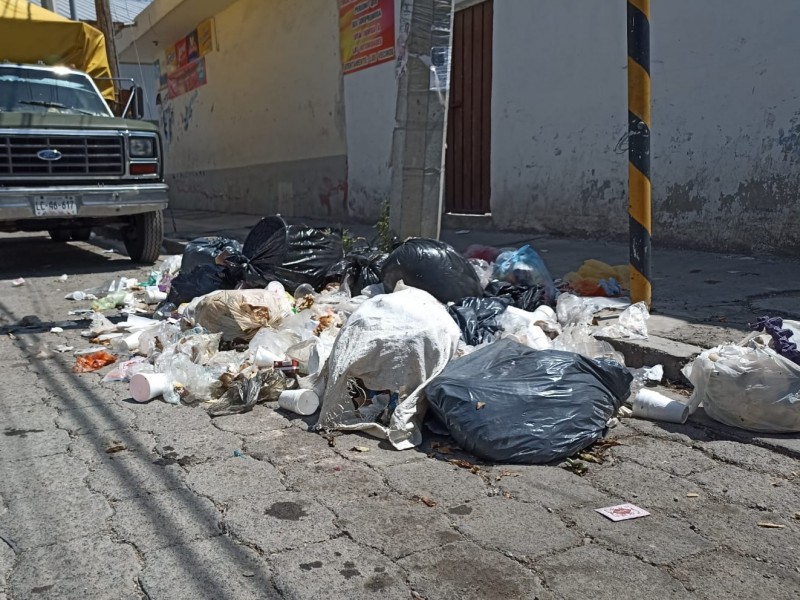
[48,229,71,242]
[71,227,92,241]
[123,211,163,264]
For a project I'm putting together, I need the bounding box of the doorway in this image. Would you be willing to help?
[445,0,493,214]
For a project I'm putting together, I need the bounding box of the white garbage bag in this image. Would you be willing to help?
[685,345,800,433]
[315,287,461,449]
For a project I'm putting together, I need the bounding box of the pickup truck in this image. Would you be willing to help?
[0,63,168,263]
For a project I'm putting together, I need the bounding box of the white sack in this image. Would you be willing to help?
[685,344,800,433]
[315,287,461,449]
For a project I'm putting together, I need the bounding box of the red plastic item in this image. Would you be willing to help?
[73,350,117,373]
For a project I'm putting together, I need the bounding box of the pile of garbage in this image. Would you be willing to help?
[59,216,800,464]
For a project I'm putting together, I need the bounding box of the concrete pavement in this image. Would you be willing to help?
[1,234,799,599]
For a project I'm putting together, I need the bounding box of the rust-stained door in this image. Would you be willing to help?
[445,0,493,214]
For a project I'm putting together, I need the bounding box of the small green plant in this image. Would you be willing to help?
[374,201,392,252]
[341,228,355,253]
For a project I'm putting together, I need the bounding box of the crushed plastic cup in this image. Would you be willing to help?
[144,286,167,304]
[632,388,690,424]
[129,372,170,403]
[278,389,320,416]
[254,347,284,367]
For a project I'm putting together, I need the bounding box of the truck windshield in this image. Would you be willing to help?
[0,66,111,117]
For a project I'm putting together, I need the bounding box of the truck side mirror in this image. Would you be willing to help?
[133,87,145,119]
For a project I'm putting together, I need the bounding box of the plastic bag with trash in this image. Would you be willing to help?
[469,258,494,290]
[424,339,632,463]
[485,280,549,312]
[225,216,344,293]
[496,306,553,350]
[556,293,631,327]
[564,259,630,297]
[167,264,234,306]
[315,287,461,449]
[181,236,242,274]
[595,302,650,340]
[553,324,625,363]
[381,238,484,303]
[193,288,293,342]
[325,245,387,296]
[447,297,509,346]
[684,344,800,433]
[494,245,557,304]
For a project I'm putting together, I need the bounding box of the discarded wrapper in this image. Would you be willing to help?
[595,503,650,522]
[274,359,300,375]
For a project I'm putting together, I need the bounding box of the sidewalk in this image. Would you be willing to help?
[109,208,800,376]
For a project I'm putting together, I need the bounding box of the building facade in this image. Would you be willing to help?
[119,0,800,254]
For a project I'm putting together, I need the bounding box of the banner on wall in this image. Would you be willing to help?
[339,0,395,74]
[158,18,215,99]
[167,57,207,99]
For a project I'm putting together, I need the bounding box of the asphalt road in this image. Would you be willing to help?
[1,233,799,600]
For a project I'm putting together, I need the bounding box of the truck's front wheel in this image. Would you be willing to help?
[123,211,163,264]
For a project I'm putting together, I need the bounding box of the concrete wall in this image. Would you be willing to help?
[342,0,402,223]
[160,0,348,219]
[490,0,800,254]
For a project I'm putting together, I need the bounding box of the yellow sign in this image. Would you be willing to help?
[197,18,214,56]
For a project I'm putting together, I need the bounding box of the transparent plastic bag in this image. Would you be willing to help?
[248,327,302,360]
[154,351,225,405]
[494,245,557,303]
[553,324,625,364]
[469,258,493,289]
[596,302,650,340]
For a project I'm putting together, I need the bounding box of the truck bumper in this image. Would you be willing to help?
[0,183,169,220]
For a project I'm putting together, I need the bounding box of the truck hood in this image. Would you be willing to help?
[0,112,158,132]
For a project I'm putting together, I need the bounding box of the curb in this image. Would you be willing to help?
[598,334,702,384]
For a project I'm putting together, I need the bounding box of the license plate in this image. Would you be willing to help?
[33,196,77,217]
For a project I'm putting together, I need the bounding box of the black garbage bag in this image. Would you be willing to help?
[325,245,387,295]
[425,339,632,464]
[181,236,242,274]
[227,216,344,293]
[485,280,549,311]
[381,238,484,303]
[166,264,233,305]
[447,297,509,345]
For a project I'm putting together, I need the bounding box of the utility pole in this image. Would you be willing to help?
[389,0,455,241]
[627,0,652,308]
[95,0,120,97]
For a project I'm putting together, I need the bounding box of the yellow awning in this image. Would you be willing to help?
[0,0,115,100]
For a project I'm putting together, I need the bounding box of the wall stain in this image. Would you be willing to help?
[718,176,800,212]
[180,91,200,132]
[662,181,705,214]
[777,113,800,162]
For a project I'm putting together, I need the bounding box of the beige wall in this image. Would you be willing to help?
[160,0,348,218]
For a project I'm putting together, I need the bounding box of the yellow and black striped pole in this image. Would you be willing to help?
[627,0,652,308]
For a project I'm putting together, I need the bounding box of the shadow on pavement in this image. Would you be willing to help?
[0,234,134,278]
[0,296,278,599]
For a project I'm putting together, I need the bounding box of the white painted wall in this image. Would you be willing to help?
[490,0,800,253]
[342,0,401,222]
[159,0,348,217]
